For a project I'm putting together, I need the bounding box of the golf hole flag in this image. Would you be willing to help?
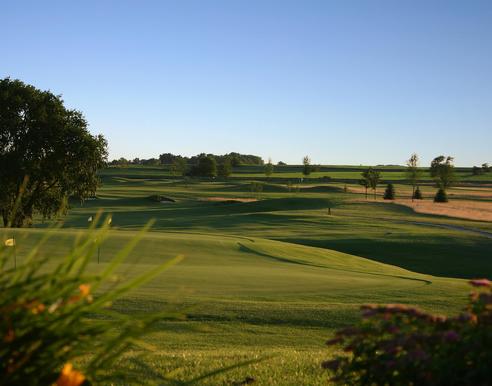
[108,217,112,225]
[88,216,93,222]
[5,238,15,247]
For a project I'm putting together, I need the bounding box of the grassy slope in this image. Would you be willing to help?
[2,165,491,384]
[0,228,469,385]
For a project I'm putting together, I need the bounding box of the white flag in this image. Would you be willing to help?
[88,216,93,222]
[4,238,15,247]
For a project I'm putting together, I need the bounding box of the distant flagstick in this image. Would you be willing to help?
[4,237,16,269]
[87,215,112,264]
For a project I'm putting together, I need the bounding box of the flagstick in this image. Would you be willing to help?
[98,245,100,264]
[13,235,16,270]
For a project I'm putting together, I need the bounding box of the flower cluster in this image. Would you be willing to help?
[323,279,492,385]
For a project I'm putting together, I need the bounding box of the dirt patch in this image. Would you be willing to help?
[391,199,492,222]
[201,197,258,203]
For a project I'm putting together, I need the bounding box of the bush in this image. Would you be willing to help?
[413,186,423,200]
[149,195,175,203]
[383,183,395,200]
[323,279,492,385]
[0,217,182,385]
[434,188,448,202]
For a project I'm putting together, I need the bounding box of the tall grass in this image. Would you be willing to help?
[0,214,182,385]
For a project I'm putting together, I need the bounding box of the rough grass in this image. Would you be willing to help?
[390,199,492,222]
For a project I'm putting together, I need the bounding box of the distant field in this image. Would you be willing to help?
[107,164,492,183]
[2,165,492,384]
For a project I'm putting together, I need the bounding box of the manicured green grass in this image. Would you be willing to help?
[3,165,491,384]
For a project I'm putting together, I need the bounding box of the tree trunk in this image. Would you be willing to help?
[411,185,415,202]
[1,211,8,227]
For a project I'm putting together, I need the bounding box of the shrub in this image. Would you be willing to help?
[413,186,423,200]
[0,217,182,385]
[434,188,448,202]
[323,279,492,385]
[250,182,264,198]
[383,183,395,200]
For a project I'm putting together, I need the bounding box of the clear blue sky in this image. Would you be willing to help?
[2,1,491,166]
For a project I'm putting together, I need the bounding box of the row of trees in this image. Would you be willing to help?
[159,152,264,166]
[110,153,264,168]
[360,154,459,202]
[472,163,490,175]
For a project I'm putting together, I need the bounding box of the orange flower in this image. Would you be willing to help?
[3,328,15,343]
[31,303,46,314]
[55,363,85,386]
[78,284,91,298]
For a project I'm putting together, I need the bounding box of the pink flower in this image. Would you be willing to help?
[443,330,460,342]
[470,279,491,288]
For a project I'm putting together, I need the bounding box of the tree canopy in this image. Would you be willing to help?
[430,156,456,190]
[189,155,217,177]
[158,152,263,166]
[217,157,232,178]
[264,158,274,177]
[0,78,107,227]
[302,156,312,176]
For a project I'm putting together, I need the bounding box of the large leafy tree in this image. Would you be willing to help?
[430,156,455,189]
[0,78,107,227]
[189,155,217,177]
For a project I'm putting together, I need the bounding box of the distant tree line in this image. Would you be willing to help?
[472,163,490,176]
[110,152,263,171]
[158,152,264,166]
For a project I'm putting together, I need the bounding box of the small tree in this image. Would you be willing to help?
[362,168,381,200]
[359,177,370,200]
[413,186,423,200]
[369,170,381,200]
[406,153,422,201]
[170,157,187,176]
[264,158,274,178]
[250,182,263,198]
[434,188,448,202]
[217,157,232,178]
[302,156,312,177]
[472,166,483,176]
[383,183,395,200]
[482,163,490,173]
[430,156,456,202]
